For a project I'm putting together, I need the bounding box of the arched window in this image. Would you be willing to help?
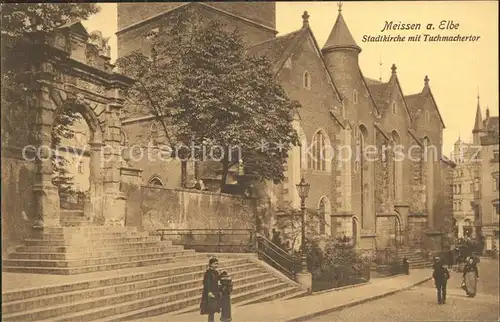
[392,131,403,201]
[353,89,359,104]
[317,197,331,236]
[303,71,311,89]
[311,130,327,171]
[392,102,397,115]
[148,176,164,187]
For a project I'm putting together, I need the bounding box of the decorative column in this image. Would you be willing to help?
[33,78,61,229]
[88,141,104,223]
[101,87,127,226]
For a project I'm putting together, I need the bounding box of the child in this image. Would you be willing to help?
[219,271,233,322]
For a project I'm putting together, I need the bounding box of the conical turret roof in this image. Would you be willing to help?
[322,9,360,53]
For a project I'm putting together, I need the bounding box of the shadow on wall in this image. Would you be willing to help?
[1,161,36,256]
[135,186,268,232]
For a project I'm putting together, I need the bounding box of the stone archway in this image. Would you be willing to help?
[29,21,133,229]
[52,101,105,224]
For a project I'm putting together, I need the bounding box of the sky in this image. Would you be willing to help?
[82,1,499,156]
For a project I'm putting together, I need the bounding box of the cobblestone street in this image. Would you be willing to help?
[308,258,499,321]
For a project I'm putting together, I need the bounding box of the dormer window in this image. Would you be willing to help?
[303,71,311,89]
[392,102,397,115]
[353,89,359,104]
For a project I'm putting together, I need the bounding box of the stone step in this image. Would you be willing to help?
[91,279,292,322]
[173,284,306,316]
[2,253,209,275]
[3,249,197,268]
[8,245,186,260]
[35,231,149,241]
[24,236,161,246]
[16,241,173,253]
[3,262,262,314]
[4,275,282,321]
[41,227,137,234]
[2,258,247,302]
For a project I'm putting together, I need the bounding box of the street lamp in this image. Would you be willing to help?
[296,177,310,274]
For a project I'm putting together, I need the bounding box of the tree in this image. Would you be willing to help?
[117,12,300,190]
[1,4,101,191]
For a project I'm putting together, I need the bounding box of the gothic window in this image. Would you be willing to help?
[392,131,403,201]
[318,198,326,235]
[424,110,430,122]
[303,71,311,89]
[317,197,331,236]
[353,89,359,104]
[148,176,164,187]
[311,130,327,171]
[493,174,499,192]
[78,161,84,174]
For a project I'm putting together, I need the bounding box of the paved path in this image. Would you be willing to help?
[308,258,499,322]
[143,268,433,322]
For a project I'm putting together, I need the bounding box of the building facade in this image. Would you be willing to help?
[472,103,500,251]
[450,139,478,238]
[117,2,453,252]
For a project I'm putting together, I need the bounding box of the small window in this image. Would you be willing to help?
[424,110,430,122]
[493,201,500,216]
[493,175,499,192]
[78,161,84,174]
[303,71,311,89]
[353,89,358,104]
[392,102,397,115]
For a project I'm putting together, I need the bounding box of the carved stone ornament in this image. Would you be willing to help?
[54,34,67,50]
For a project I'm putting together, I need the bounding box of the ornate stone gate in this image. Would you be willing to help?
[27,22,133,229]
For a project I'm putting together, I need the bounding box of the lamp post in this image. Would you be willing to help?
[296,177,310,274]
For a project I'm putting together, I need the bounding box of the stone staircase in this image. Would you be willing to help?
[59,210,92,227]
[396,248,432,269]
[2,225,306,321]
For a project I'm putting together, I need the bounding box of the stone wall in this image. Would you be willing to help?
[1,153,37,256]
[117,3,275,58]
[376,216,397,249]
[136,186,263,232]
[407,215,428,250]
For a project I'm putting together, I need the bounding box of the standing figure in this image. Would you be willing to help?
[219,271,233,322]
[402,256,410,275]
[462,257,479,297]
[447,247,455,270]
[432,257,450,304]
[200,258,221,322]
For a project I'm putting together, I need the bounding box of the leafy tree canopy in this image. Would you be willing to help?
[118,10,300,189]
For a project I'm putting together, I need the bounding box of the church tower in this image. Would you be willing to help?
[321,3,361,95]
[472,94,486,145]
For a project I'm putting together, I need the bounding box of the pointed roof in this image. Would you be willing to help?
[246,13,343,104]
[322,9,360,53]
[472,95,485,133]
[404,76,445,128]
[246,29,305,71]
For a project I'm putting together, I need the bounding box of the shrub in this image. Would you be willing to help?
[305,237,370,292]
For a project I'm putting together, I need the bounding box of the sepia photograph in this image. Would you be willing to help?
[1,1,498,321]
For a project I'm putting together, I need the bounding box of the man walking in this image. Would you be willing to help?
[432,257,450,304]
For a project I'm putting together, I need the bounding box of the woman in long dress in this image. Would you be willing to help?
[200,258,221,322]
[462,257,479,297]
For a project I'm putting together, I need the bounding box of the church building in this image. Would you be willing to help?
[116,2,454,252]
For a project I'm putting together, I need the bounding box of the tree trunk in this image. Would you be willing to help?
[220,148,229,192]
[181,161,187,188]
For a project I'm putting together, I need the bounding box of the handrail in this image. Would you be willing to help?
[255,233,301,281]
